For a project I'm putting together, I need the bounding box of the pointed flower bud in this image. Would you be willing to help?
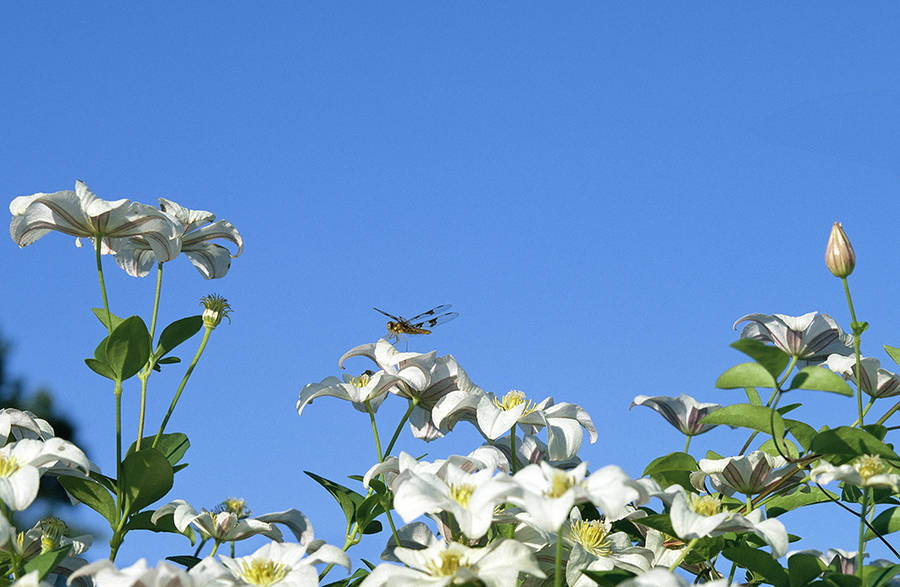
[200,294,232,328]
[825,222,855,278]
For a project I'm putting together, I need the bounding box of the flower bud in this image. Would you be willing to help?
[200,294,232,328]
[825,222,855,278]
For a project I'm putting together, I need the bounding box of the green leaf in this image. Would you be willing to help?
[23,544,72,580]
[759,437,799,459]
[125,511,196,544]
[730,339,791,380]
[579,569,636,586]
[166,556,202,569]
[58,476,116,528]
[864,506,900,541]
[105,316,151,381]
[642,452,697,491]
[765,486,838,517]
[84,357,116,380]
[785,419,817,452]
[777,403,802,415]
[885,345,900,369]
[643,452,698,476]
[155,316,203,359]
[701,404,785,440]
[305,471,366,529]
[722,545,788,587]
[810,426,900,463]
[92,307,125,330]
[787,552,824,586]
[866,564,900,586]
[122,448,174,513]
[126,433,190,466]
[864,424,888,441]
[633,513,675,536]
[157,356,181,365]
[716,362,777,389]
[788,366,854,396]
[745,387,762,406]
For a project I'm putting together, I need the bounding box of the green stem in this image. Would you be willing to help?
[209,541,221,557]
[193,538,209,557]
[851,398,876,429]
[684,435,692,454]
[136,373,149,451]
[153,327,212,447]
[383,397,418,459]
[842,277,865,428]
[669,538,700,572]
[554,521,565,587]
[876,399,900,426]
[149,263,163,340]
[110,381,123,561]
[858,488,870,578]
[366,400,384,462]
[95,238,113,335]
[738,357,797,456]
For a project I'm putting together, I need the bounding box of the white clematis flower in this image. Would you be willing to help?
[363,446,509,491]
[219,540,350,587]
[297,370,403,416]
[151,499,312,544]
[362,535,545,586]
[824,354,900,398]
[469,390,597,461]
[391,461,517,540]
[0,438,92,511]
[691,451,795,497]
[9,181,180,262]
[67,557,231,587]
[733,311,853,361]
[510,462,645,533]
[810,455,900,492]
[565,512,654,587]
[0,409,55,445]
[669,491,787,558]
[630,394,720,437]
[340,340,470,440]
[110,197,243,279]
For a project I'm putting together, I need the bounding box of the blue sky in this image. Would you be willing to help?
[3,2,900,569]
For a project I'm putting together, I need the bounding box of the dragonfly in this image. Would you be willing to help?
[373,304,459,346]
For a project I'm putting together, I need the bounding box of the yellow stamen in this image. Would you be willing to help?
[39,517,67,553]
[425,550,465,577]
[239,559,289,585]
[545,471,576,498]
[215,497,251,519]
[449,484,474,508]
[348,373,371,388]
[493,390,537,415]
[855,455,886,481]
[0,456,21,477]
[690,494,722,517]
[569,519,613,557]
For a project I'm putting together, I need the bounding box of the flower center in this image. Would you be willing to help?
[215,497,251,519]
[690,494,722,517]
[38,517,67,553]
[0,456,21,477]
[545,471,576,498]
[348,373,371,388]
[569,519,612,557]
[239,559,289,585]
[494,390,537,415]
[425,550,465,577]
[855,455,886,481]
[449,483,474,507]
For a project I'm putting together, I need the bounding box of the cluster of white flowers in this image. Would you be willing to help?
[10,180,243,279]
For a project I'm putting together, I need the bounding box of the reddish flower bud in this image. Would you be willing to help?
[825,222,855,278]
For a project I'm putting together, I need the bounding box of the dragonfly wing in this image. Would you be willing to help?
[373,307,402,321]
[407,304,453,324]
[412,312,459,329]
